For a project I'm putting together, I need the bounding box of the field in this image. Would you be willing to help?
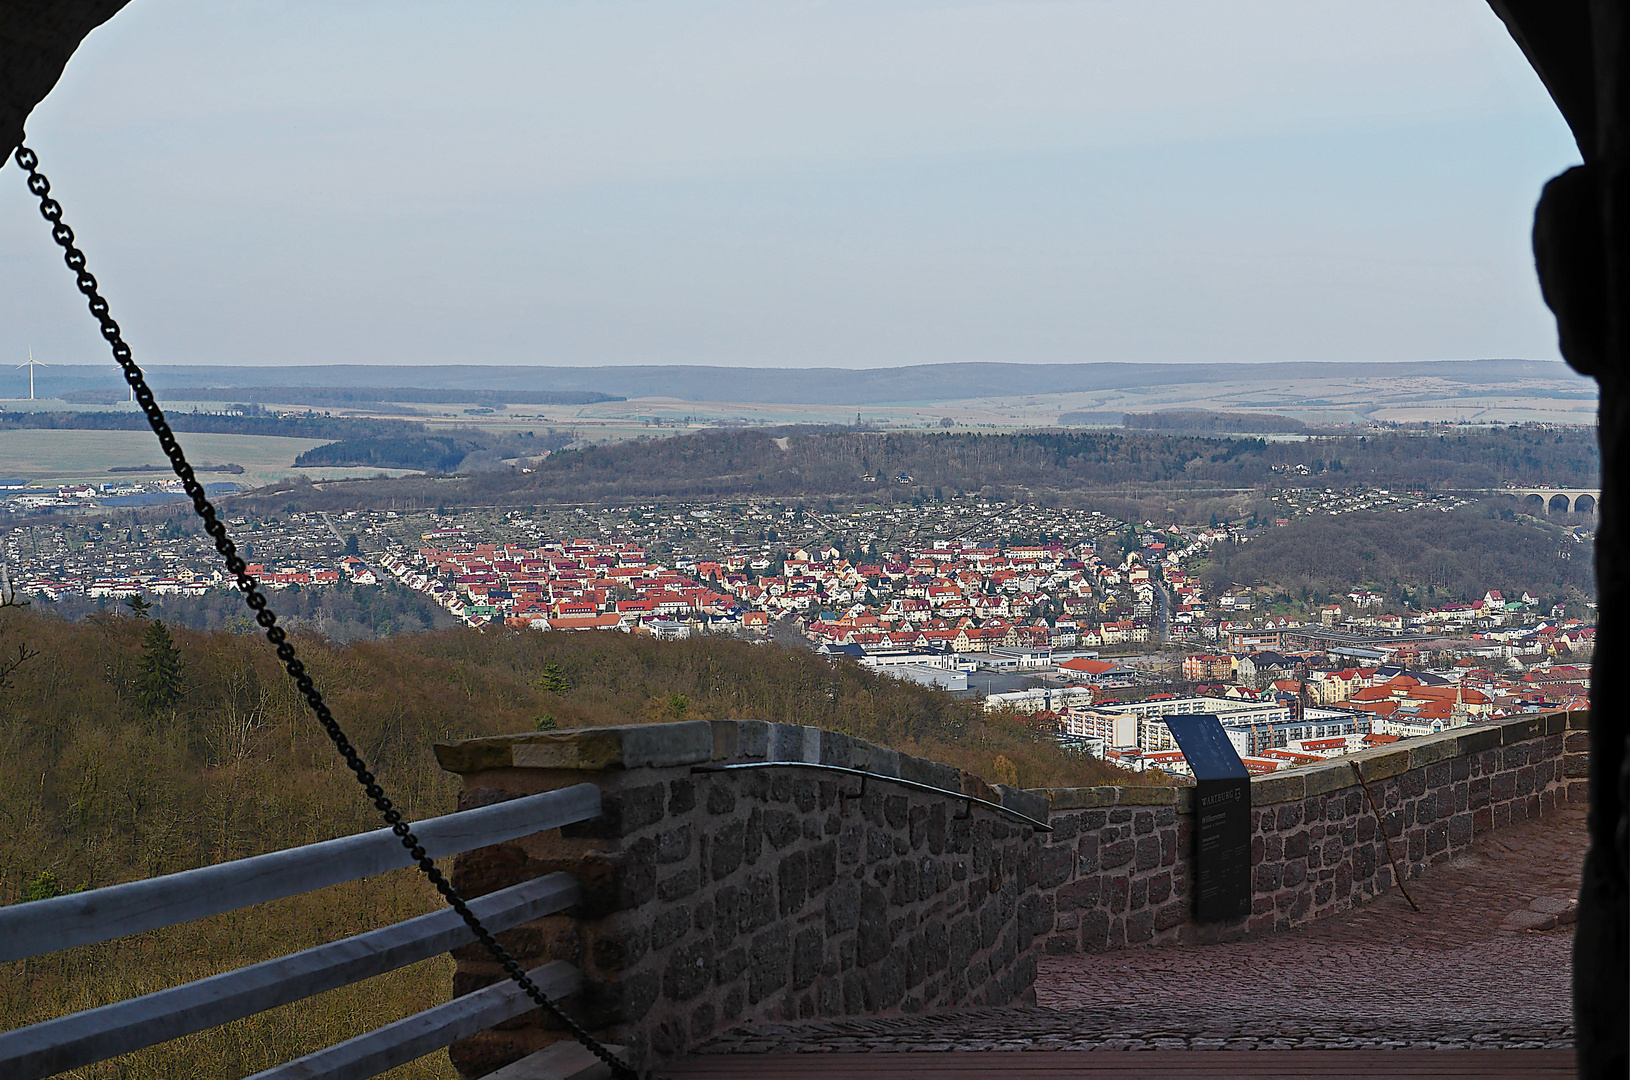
[3,360,1600,451]
[135,368,1601,439]
[565,372,1598,432]
[0,430,419,487]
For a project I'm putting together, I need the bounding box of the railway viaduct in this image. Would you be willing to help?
[1503,487,1600,514]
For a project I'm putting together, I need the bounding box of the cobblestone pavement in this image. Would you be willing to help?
[695,808,1585,1054]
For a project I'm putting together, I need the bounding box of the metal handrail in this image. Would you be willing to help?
[0,783,600,962]
[0,786,603,1080]
[0,874,582,1080]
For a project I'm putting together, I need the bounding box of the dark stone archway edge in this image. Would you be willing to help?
[0,1,132,158]
[1482,4,1630,1077]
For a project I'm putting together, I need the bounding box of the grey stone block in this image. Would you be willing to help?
[900,754,962,794]
[767,723,805,762]
[748,925,791,1003]
[857,886,890,965]
[617,721,717,769]
[1500,717,1546,745]
[792,927,824,990]
[740,872,776,933]
[663,939,716,1001]
[1500,908,1559,932]
[657,824,692,864]
[856,743,902,778]
[994,785,1050,823]
[652,905,690,951]
[735,719,771,760]
[710,819,746,880]
[819,730,857,768]
[657,867,700,903]
[441,722,710,772]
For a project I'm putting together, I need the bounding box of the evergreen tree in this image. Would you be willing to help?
[136,620,184,713]
[537,663,571,694]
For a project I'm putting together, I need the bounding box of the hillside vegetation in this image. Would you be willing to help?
[1199,505,1593,607]
[256,426,1600,511]
[0,610,1132,1078]
[0,409,422,441]
[293,428,574,474]
[1121,409,1309,433]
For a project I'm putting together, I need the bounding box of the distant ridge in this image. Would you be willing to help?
[65,386,624,407]
[1,359,1581,407]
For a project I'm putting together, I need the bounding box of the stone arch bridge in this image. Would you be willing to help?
[1503,488,1600,514]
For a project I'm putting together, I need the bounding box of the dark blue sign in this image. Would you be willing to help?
[1164,714,1252,923]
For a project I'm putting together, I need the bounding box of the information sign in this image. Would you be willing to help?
[1163,714,1252,922]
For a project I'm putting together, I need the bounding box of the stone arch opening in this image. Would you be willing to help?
[1575,494,1596,514]
[1549,493,1572,515]
[1525,493,1548,513]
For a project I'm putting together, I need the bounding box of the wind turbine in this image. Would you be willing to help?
[17,347,47,401]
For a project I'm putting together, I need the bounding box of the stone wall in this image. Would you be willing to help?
[432,710,1585,1076]
[1032,709,1586,955]
[434,720,1053,1076]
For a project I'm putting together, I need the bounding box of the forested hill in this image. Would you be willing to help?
[270,426,1599,508]
[0,611,1133,909]
[0,609,1141,1072]
[1199,505,1594,606]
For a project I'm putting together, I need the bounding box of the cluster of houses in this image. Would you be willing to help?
[1200,588,1590,650]
[1314,588,1585,637]
[378,533,1193,644]
[788,539,1172,651]
[17,557,372,602]
[379,540,742,636]
[380,515,1595,777]
[7,507,376,602]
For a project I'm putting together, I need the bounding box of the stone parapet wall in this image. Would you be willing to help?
[1031,784,1192,954]
[433,720,1052,1076]
[1031,710,1586,956]
[432,710,1585,1077]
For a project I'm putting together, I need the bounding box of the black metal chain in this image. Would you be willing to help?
[10,143,638,1080]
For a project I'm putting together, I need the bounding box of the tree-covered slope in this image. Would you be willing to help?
[1200,505,1592,606]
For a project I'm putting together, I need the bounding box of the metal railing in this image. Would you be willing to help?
[0,783,602,1080]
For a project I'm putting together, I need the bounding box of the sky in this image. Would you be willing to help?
[0,0,1585,370]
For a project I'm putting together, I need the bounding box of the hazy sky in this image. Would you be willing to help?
[0,0,1583,370]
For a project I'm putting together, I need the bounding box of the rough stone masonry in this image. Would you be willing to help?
[434,719,1053,1075]
[1033,709,1583,956]
[434,710,1583,1076]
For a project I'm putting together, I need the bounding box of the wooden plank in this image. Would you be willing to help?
[244,960,583,1080]
[0,783,600,961]
[0,873,580,1080]
[660,1050,1577,1078]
